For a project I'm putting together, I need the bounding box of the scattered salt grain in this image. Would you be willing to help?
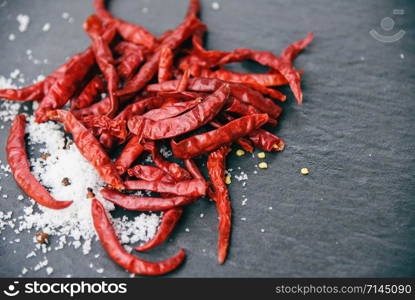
[141,7,149,14]
[46,267,54,275]
[96,268,104,274]
[400,53,405,59]
[62,12,70,19]
[185,228,190,232]
[200,213,204,218]
[8,33,15,41]
[241,217,246,221]
[17,14,30,32]
[42,22,51,32]
[260,228,265,233]
[10,69,20,79]
[211,2,220,10]
[21,267,28,275]
[33,257,48,271]
[268,206,273,210]
[17,195,24,201]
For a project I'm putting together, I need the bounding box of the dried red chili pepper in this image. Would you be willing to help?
[144,141,192,181]
[146,77,282,119]
[114,41,145,56]
[184,159,205,181]
[176,68,191,92]
[209,119,254,153]
[127,165,175,183]
[114,136,144,175]
[128,84,230,140]
[158,48,174,83]
[207,145,231,264]
[117,12,203,96]
[71,75,105,110]
[135,207,183,252]
[84,15,119,117]
[7,115,73,209]
[82,115,128,140]
[281,32,314,63]
[124,179,207,197]
[91,198,185,275]
[100,188,195,211]
[47,110,124,190]
[116,51,145,81]
[142,98,202,121]
[171,113,269,159]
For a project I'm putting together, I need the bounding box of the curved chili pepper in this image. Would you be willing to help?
[158,48,174,83]
[207,145,231,264]
[84,15,119,117]
[100,188,195,211]
[209,119,254,153]
[91,198,185,275]
[93,0,157,49]
[47,110,124,190]
[144,141,192,181]
[281,32,314,63]
[114,136,144,175]
[71,75,105,110]
[135,208,183,252]
[128,84,230,140]
[127,165,175,183]
[244,82,286,101]
[171,113,269,159]
[146,77,282,119]
[124,179,207,198]
[117,13,203,96]
[82,115,128,140]
[142,98,202,121]
[7,115,73,209]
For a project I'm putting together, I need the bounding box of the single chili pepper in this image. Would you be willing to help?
[71,75,105,110]
[146,77,282,119]
[127,165,175,183]
[82,115,128,140]
[144,141,192,181]
[124,179,207,198]
[93,0,157,49]
[114,136,144,175]
[117,13,203,96]
[6,115,73,209]
[244,82,286,101]
[158,48,174,83]
[199,68,290,87]
[207,145,232,264]
[91,198,185,275]
[184,159,205,181]
[225,97,278,127]
[47,110,124,190]
[222,113,285,152]
[142,98,202,121]
[128,84,230,140]
[100,188,195,211]
[176,68,191,92]
[281,32,314,63]
[135,208,183,252]
[171,113,269,159]
[209,119,254,153]
[84,15,119,118]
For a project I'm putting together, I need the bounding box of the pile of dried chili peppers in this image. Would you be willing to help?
[1,0,313,276]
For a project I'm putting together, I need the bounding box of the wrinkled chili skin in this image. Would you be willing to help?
[128,84,230,140]
[117,13,203,96]
[116,51,145,80]
[47,110,124,190]
[127,165,175,183]
[184,159,205,181]
[171,113,269,159]
[146,77,282,119]
[6,115,73,209]
[71,75,105,110]
[142,98,202,121]
[84,15,119,118]
[158,48,174,83]
[124,179,207,198]
[82,115,128,140]
[207,145,231,264]
[209,120,254,153]
[114,136,144,175]
[100,188,195,211]
[135,208,183,252]
[249,128,285,152]
[91,198,185,275]
[281,32,314,62]
[144,141,192,181]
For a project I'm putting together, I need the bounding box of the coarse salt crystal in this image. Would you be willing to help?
[17,14,30,32]
[46,267,54,275]
[42,23,51,32]
[211,2,220,10]
[8,33,15,41]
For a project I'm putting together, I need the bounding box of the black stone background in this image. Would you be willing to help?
[0,0,414,277]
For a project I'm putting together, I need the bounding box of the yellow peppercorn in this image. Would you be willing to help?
[236,149,245,156]
[258,162,268,169]
[301,168,309,175]
[225,175,232,185]
[257,152,266,159]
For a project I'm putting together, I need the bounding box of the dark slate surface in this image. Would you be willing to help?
[0,0,414,277]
